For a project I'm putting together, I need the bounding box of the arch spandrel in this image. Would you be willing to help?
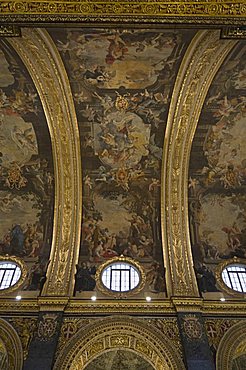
[163,30,237,296]
[9,29,82,297]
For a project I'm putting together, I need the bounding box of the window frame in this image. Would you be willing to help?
[0,256,27,295]
[215,257,246,297]
[96,256,146,297]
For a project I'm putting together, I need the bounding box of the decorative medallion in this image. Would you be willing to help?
[37,314,58,341]
[183,315,203,340]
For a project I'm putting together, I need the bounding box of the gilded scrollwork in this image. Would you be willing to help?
[0,1,246,24]
[56,318,94,358]
[9,318,37,360]
[0,25,21,37]
[53,316,185,370]
[140,318,183,358]
[205,318,240,351]
[9,29,81,297]
[162,30,237,296]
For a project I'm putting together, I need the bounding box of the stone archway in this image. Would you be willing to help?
[217,321,246,370]
[0,318,23,370]
[54,316,185,370]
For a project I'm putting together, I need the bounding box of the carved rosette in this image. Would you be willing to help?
[162,30,236,296]
[9,29,81,296]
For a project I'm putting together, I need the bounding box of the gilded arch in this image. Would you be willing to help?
[216,321,246,370]
[54,316,185,370]
[0,318,23,370]
[9,29,82,297]
[162,30,237,296]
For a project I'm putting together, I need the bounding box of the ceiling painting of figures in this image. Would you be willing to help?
[49,28,196,296]
[0,41,54,293]
[188,42,246,295]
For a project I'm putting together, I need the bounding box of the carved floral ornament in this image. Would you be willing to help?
[53,316,185,370]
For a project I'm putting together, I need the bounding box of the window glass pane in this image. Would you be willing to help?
[222,264,246,293]
[0,262,22,290]
[101,262,140,292]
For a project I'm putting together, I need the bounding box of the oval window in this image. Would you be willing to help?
[221,264,246,293]
[101,262,140,292]
[0,261,22,290]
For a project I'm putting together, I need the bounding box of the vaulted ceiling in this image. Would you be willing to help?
[0,24,245,304]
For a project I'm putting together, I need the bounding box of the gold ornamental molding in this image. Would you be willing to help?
[53,316,185,370]
[0,318,23,370]
[0,1,246,24]
[8,29,82,297]
[216,321,246,370]
[162,29,237,297]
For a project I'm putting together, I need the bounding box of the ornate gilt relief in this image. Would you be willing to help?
[0,318,23,370]
[216,320,246,370]
[162,30,236,296]
[53,316,185,370]
[9,318,37,360]
[205,318,240,352]
[9,29,81,297]
[0,1,246,24]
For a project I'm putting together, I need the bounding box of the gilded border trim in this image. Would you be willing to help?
[0,1,246,23]
[0,256,27,295]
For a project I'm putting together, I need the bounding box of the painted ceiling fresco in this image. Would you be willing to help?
[0,40,54,292]
[49,28,195,295]
[189,42,246,294]
[84,349,154,370]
